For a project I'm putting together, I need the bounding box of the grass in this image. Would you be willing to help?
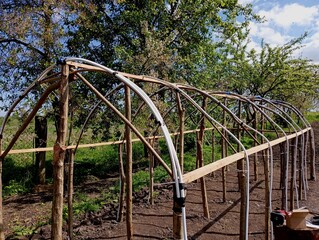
[306,111,319,123]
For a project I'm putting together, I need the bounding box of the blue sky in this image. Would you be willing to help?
[239,0,319,62]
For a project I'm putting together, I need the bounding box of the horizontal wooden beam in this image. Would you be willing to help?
[183,127,311,184]
[2,128,215,155]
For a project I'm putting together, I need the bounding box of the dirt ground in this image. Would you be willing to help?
[3,123,319,240]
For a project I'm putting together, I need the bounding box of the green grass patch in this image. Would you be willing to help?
[306,111,319,123]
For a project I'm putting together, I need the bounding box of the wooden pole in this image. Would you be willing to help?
[173,186,183,240]
[67,149,74,240]
[309,128,316,180]
[290,138,296,211]
[222,98,227,202]
[264,151,270,240]
[211,129,215,177]
[125,85,133,239]
[117,143,125,222]
[51,63,69,240]
[176,93,185,173]
[253,109,258,181]
[149,138,154,205]
[237,101,243,190]
[280,143,287,209]
[237,101,247,240]
[298,137,302,200]
[259,109,270,240]
[197,97,210,218]
[0,158,4,240]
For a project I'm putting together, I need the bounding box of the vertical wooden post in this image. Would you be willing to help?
[51,63,69,240]
[222,98,227,202]
[173,186,183,240]
[264,151,270,240]
[290,138,296,211]
[67,149,74,240]
[117,143,125,222]
[176,93,185,173]
[298,136,303,200]
[211,129,215,177]
[125,85,133,239]
[35,116,47,184]
[0,129,3,240]
[237,101,243,190]
[197,97,210,218]
[0,158,4,240]
[309,128,316,180]
[237,101,247,240]
[149,138,154,205]
[259,108,270,240]
[253,109,258,181]
[280,143,287,209]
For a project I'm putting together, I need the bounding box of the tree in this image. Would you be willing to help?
[228,34,319,111]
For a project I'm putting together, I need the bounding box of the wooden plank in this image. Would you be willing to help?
[183,128,311,183]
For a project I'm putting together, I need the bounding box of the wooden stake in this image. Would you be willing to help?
[222,98,227,202]
[237,101,247,240]
[290,138,296,211]
[298,137,302,200]
[253,109,258,181]
[211,129,215,177]
[117,143,125,222]
[197,97,210,218]
[125,85,133,239]
[280,143,287,209]
[67,149,74,240]
[176,93,185,173]
[149,138,155,205]
[309,128,316,180]
[0,159,4,240]
[237,101,243,191]
[51,64,69,240]
[264,150,270,240]
[173,186,183,240]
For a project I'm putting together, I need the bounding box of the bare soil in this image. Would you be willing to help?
[3,123,319,240]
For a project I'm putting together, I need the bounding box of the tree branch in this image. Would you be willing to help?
[0,38,46,56]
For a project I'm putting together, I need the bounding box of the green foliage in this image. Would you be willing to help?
[11,219,48,237]
[229,34,319,110]
[306,112,319,123]
[12,225,35,237]
[64,190,117,219]
[3,179,29,196]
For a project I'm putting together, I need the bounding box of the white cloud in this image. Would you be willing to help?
[259,3,319,29]
[258,27,289,45]
[301,32,319,62]
[238,0,256,5]
[248,22,290,46]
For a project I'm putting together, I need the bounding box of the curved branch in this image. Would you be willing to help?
[0,38,46,56]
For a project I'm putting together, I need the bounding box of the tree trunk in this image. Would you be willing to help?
[35,116,47,185]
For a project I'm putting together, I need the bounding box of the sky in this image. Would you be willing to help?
[238,0,319,62]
